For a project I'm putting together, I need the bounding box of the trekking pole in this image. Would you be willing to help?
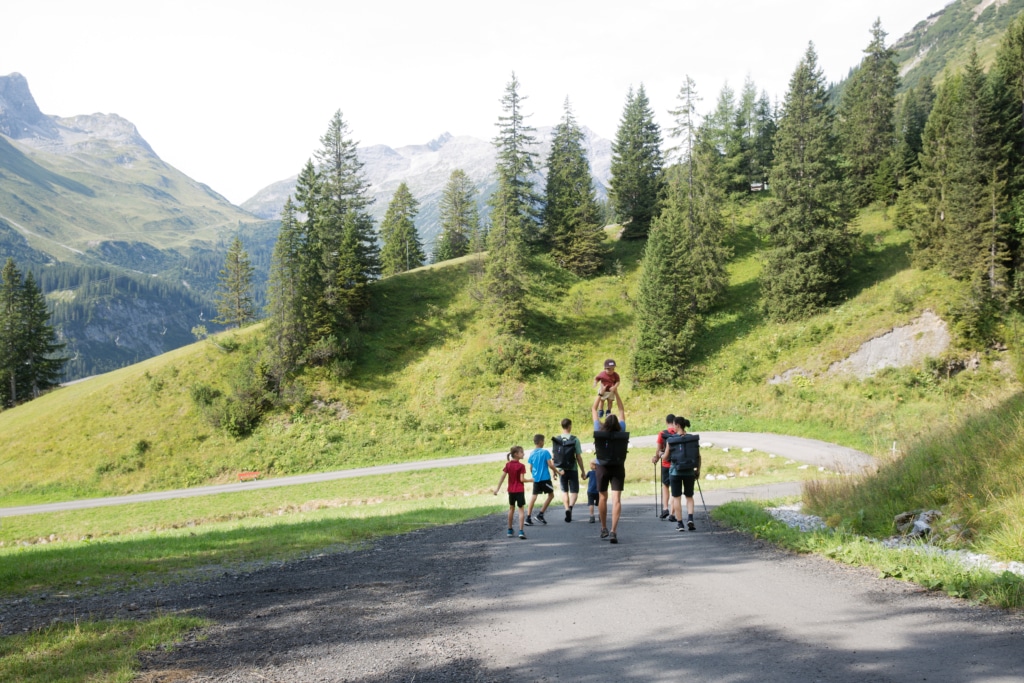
[695,477,712,533]
[654,463,660,517]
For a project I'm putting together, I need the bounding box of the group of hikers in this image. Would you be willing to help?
[493,359,703,544]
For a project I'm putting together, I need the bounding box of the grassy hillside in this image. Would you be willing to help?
[0,202,1017,507]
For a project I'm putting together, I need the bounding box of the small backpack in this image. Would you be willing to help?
[551,436,577,470]
[666,433,700,471]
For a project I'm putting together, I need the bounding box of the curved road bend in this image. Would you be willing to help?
[0,432,871,517]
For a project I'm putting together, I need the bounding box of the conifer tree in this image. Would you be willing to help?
[634,78,731,384]
[434,169,480,262]
[543,98,606,277]
[18,272,64,399]
[610,84,664,239]
[485,73,539,334]
[912,49,1008,290]
[379,182,424,276]
[267,197,306,370]
[312,110,379,329]
[0,258,64,407]
[837,19,899,207]
[751,91,777,185]
[759,43,856,321]
[213,235,256,328]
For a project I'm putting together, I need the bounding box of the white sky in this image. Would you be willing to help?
[3,0,951,205]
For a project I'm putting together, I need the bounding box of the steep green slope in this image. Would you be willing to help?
[0,205,1016,506]
[895,0,1024,91]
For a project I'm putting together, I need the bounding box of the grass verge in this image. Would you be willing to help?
[0,615,206,683]
[714,500,1024,609]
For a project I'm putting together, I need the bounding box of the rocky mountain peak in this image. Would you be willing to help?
[0,72,59,140]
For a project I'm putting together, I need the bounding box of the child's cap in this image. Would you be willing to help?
[604,359,616,368]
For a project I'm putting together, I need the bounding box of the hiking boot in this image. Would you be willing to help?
[525,516,534,526]
[676,521,686,532]
[600,527,609,539]
[609,532,618,544]
[565,509,572,523]
[537,512,547,524]
[507,528,514,538]
[519,530,526,540]
[687,520,696,531]
[589,515,596,523]
[660,509,670,520]
[668,515,677,523]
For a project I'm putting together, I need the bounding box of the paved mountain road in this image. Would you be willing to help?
[0,432,871,517]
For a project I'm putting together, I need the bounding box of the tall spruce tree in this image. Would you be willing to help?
[634,78,731,384]
[837,19,899,207]
[610,84,664,239]
[267,197,306,371]
[213,235,256,327]
[0,258,64,407]
[433,169,480,262]
[543,98,606,277]
[312,110,379,329]
[18,272,64,399]
[912,49,1008,290]
[759,43,856,321]
[751,91,778,186]
[379,182,424,276]
[485,73,539,334]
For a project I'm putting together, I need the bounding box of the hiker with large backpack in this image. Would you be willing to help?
[551,418,585,522]
[592,403,628,544]
[663,416,700,532]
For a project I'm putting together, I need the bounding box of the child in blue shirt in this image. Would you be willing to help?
[525,434,557,525]
[581,459,599,523]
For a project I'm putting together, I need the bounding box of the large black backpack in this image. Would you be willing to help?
[551,436,578,470]
[594,431,629,466]
[666,433,700,471]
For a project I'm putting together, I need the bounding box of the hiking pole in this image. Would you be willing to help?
[695,477,712,533]
[654,463,660,517]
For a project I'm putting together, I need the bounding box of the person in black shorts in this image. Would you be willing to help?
[553,418,585,522]
[652,414,676,519]
[592,402,626,543]
[664,416,699,531]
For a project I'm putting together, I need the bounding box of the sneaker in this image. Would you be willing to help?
[537,512,547,525]
[688,520,696,531]
[525,516,534,526]
[660,509,670,520]
[507,528,514,537]
[609,532,618,544]
[598,409,605,418]
[676,522,686,532]
[668,515,678,523]
[519,531,526,540]
[600,527,609,539]
[565,509,572,523]
[589,515,596,523]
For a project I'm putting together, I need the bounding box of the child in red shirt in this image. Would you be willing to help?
[592,358,622,418]
[494,445,528,539]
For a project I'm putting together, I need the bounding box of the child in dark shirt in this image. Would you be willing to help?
[581,459,600,523]
[592,358,622,418]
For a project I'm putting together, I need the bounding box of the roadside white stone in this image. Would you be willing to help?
[722,447,730,452]
[768,454,777,458]
[701,442,713,448]
[784,460,795,465]
[705,474,714,480]
[797,465,809,470]
[742,447,754,453]
[818,466,826,472]
[715,474,728,480]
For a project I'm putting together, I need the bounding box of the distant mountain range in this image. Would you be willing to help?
[0,72,276,379]
[241,127,613,253]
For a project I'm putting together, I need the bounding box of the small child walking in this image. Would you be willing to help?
[494,445,528,539]
[581,459,600,523]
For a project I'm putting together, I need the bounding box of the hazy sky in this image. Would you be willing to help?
[3,0,951,205]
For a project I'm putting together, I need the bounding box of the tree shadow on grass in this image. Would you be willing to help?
[841,234,913,301]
